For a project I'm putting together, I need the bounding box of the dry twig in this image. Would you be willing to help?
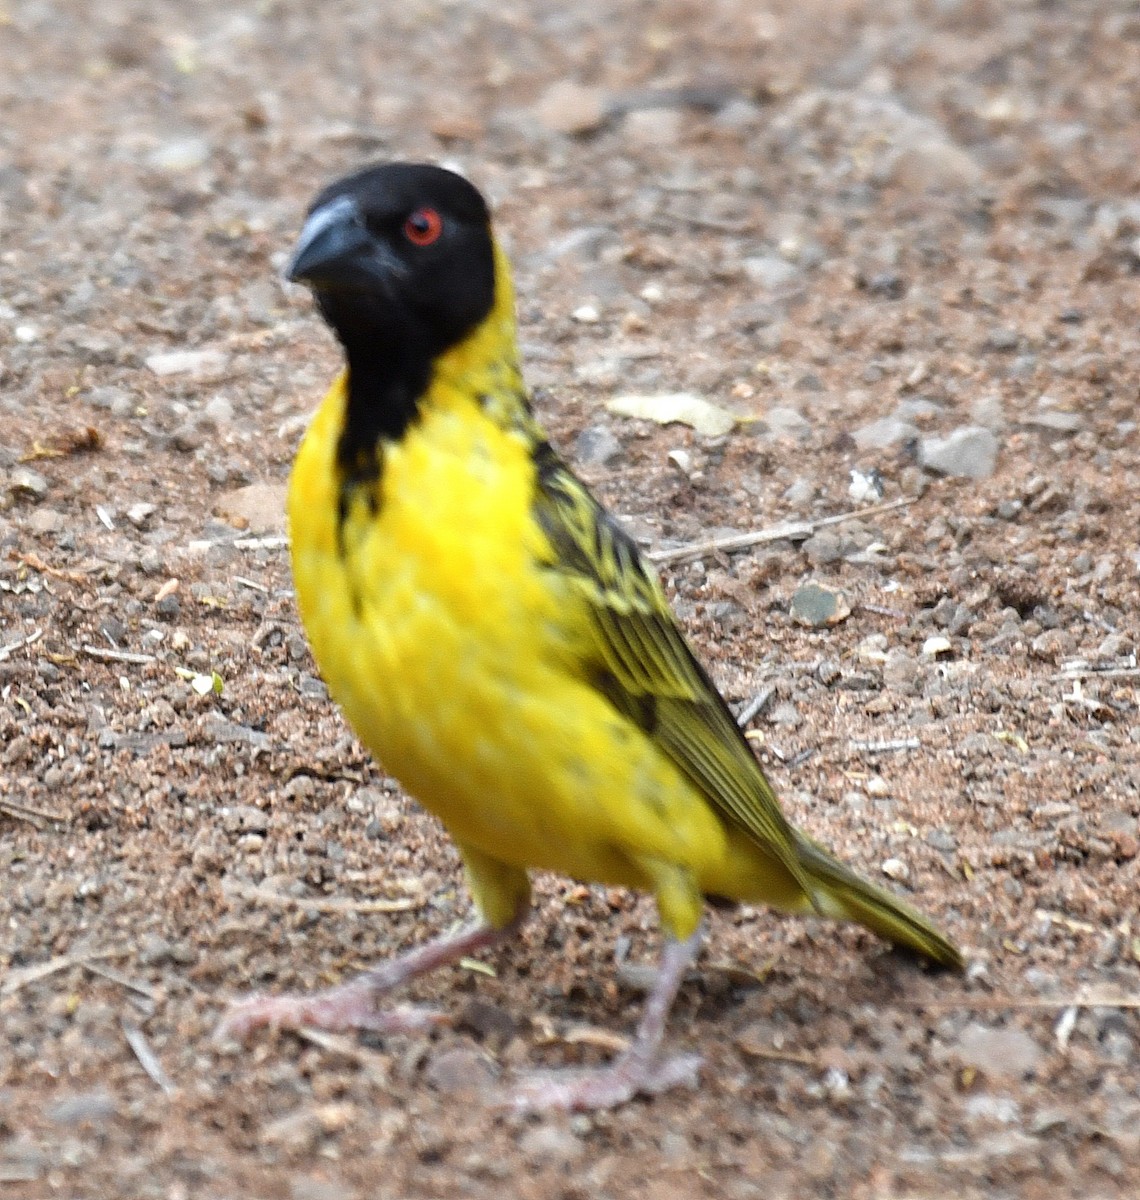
[0,797,67,825]
[648,497,912,566]
[84,960,159,1000]
[912,987,1140,1013]
[221,878,424,915]
[81,644,156,665]
[851,737,921,754]
[10,551,90,586]
[122,1019,177,1095]
[0,627,44,661]
[1,948,125,997]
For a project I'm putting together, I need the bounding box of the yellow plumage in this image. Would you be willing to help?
[223,162,961,1110]
[289,243,959,963]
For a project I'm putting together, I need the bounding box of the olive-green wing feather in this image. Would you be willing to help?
[530,443,818,904]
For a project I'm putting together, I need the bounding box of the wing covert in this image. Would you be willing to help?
[530,442,813,895]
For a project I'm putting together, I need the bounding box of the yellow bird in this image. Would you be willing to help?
[219,162,963,1110]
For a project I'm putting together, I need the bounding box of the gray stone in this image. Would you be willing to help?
[222,804,269,834]
[790,582,850,627]
[971,394,1005,430]
[782,477,815,507]
[205,394,234,425]
[919,426,999,479]
[9,467,48,499]
[155,593,180,620]
[47,1091,118,1125]
[802,529,844,564]
[926,828,957,853]
[985,328,1021,353]
[1026,407,1084,434]
[534,81,608,135]
[852,417,917,451]
[147,137,210,171]
[622,108,682,147]
[742,255,799,290]
[763,407,811,440]
[423,1041,497,1092]
[955,1023,1043,1077]
[574,425,622,466]
[126,502,157,528]
[27,508,65,534]
[963,1094,1021,1125]
[519,1122,585,1165]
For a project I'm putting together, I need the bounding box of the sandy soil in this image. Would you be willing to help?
[1,1,1138,1196]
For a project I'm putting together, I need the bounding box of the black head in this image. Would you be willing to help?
[288,162,496,355]
[287,162,498,457]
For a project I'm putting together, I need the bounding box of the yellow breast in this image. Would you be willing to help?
[287,374,730,890]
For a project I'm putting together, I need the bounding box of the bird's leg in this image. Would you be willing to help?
[216,909,527,1042]
[505,928,703,1112]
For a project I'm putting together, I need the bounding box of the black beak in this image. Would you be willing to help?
[286,195,381,289]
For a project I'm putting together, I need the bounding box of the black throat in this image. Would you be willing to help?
[322,294,438,481]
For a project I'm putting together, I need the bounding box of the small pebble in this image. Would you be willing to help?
[782,477,815,507]
[848,466,884,503]
[881,857,909,882]
[205,394,235,424]
[222,805,269,835]
[10,466,48,499]
[422,1042,497,1093]
[126,502,157,528]
[573,425,622,466]
[47,1091,119,1125]
[763,407,812,441]
[147,137,210,171]
[790,582,850,627]
[919,426,999,479]
[170,423,204,453]
[802,530,843,564]
[817,659,842,686]
[155,593,181,620]
[985,327,1021,352]
[27,508,65,534]
[742,255,799,289]
[955,1023,1043,1078]
[146,348,228,377]
[519,1122,585,1165]
[971,394,1005,429]
[621,108,682,147]
[1025,407,1083,434]
[457,999,518,1042]
[534,81,608,135]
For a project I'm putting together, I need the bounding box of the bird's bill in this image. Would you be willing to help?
[286,194,400,290]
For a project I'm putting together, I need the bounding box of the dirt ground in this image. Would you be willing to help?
[2,0,1139,1196]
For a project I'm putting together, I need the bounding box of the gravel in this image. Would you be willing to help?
[1,0,1138,1196]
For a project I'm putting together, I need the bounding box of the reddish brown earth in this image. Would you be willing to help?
[1,1,1138,1196]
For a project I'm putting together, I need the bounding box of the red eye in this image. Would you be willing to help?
[403,207,443,246]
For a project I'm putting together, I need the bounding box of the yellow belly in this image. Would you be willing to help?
[287,377,732,893]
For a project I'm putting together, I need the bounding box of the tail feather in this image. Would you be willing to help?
[796,834,964,970]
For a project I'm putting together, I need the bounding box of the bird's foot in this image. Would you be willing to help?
[214,913,528,1044]
[216,977,447,1042]
[503,1050,703,1113]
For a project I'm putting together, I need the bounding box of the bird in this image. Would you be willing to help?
[217,161,963,1111]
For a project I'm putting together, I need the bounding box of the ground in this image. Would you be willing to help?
[1,0,1139,1196]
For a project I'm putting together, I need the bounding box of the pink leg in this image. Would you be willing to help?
[505,929,703,1112]
[216,911,526,1042]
